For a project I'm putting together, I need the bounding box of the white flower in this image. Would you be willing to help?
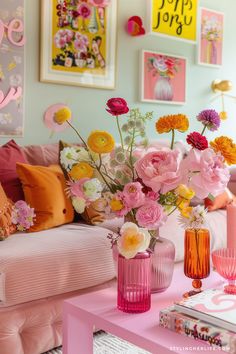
[179,206,208,230]
[83,178,103,201]
[72,196,86,214]
[117,222,151,259]
[60,147,81,170]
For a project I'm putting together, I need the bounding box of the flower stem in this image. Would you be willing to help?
[116,115,124,151]
[201,125,207,136]
[170,129,175,150]
[67,121,88,149]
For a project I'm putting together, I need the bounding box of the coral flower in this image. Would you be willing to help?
[54,107,72,125]
[156,114,189,134]
[186,132,208,150]
[87,131,115,154]
[69,162,94,180]
[210,136,236,165]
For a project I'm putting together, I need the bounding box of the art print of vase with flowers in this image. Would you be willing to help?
[49,97,236,299]
[201,14,222,65]
[148,55,180,101]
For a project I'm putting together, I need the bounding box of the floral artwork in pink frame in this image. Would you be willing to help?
[141,50,186,105]
[198,8,224,67]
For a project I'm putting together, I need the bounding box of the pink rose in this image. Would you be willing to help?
[179,148,230,199]
[106,98,129,116]
[136,201,167,229]
[135,150,181,193]
[123,182,146,208]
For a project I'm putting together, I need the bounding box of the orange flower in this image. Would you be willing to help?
[69,162,94,180]
[156,114,189,134]
[210,136,236,165]
[87,131,115,154]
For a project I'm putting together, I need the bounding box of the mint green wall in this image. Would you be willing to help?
[5,0,236,146]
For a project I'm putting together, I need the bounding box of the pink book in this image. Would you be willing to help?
[159,306,236,353]
[174,289,236,332]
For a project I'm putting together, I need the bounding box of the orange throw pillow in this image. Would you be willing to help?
[205,188,236,211]
[16,164,74,232]
[0,184,16,240]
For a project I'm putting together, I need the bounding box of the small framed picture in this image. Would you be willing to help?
[140,50,187,105]
[198,8,224,67]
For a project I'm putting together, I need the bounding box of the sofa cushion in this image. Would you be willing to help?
[16,164,74,232]
[0,223,115,307]
[0,184,16,240]
[0,140,28,202]
[22,143,59,166]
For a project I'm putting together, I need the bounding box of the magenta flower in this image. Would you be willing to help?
[78,3,91,19]
[197,109,221,132]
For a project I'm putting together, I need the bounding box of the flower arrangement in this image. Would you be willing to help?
[51,98,235,259]
[148,55,180,79]
[11,200,35,231]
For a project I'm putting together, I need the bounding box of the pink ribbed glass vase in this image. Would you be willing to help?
[117,251,151,313]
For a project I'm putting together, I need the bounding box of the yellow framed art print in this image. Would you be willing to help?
[40,0,117,89]
[148,0,198,43]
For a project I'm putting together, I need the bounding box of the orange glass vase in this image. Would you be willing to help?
[184,228,210,297]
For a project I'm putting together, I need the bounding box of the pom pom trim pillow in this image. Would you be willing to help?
[16,163,74,232]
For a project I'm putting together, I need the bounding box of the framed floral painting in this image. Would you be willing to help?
[140,50,187,105]
[198,8,224,67]
[40,0,117,89]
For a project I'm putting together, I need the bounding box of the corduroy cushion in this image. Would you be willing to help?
[0,183,16,240]
[16,163,74,232]
[0,140,28,202]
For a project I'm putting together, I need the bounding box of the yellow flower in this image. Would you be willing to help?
[176,184,195,200]
[69,162,94,180]
[87,131,115,154]
[219,111,227,120]
[54,107,71,125]
[210,136,236,165]
[177,197,190,211]
[110,198,124,212]
[180,206,193,218]
[156,114,189,134]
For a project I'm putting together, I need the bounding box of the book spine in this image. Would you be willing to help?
[159,308,236,353]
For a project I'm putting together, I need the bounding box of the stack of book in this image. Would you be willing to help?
[159,289,236,353]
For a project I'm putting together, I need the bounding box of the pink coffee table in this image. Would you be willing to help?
[63,263,224,354]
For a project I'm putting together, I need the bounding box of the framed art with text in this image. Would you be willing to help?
[140,50,187,105]
[148,0,198,43]
[198,7,224,67]
[40,0,117,89]
[0,0,25,136]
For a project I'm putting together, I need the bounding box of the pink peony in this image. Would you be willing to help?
[123,182,146,209]
[179,148,230,199]
[134,150,181,194]
[136,201,167,229]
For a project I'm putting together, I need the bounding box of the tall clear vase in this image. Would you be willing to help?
[149,230,175,293]
[154,76,174,101]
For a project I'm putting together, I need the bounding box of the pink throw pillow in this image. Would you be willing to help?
[22,143,59,166]
[0,140,28,202]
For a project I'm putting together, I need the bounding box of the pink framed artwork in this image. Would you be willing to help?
[198,8,224,67]
[141,50,186,105]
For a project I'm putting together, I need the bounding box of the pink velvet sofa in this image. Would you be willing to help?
[0,142,231,354]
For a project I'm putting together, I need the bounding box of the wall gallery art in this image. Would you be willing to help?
[40,0,117,89]
[148,0,198,43]
[140,50,186,105]
[198,7,224,67]
[0,0,25,137]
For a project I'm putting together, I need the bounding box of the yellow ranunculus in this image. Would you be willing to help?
[180,206,193,218]
[176,184,195,200]
[54,107,71,125]
[69,162,94,180]
[87,131,115,154]
[110,198,124,212]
